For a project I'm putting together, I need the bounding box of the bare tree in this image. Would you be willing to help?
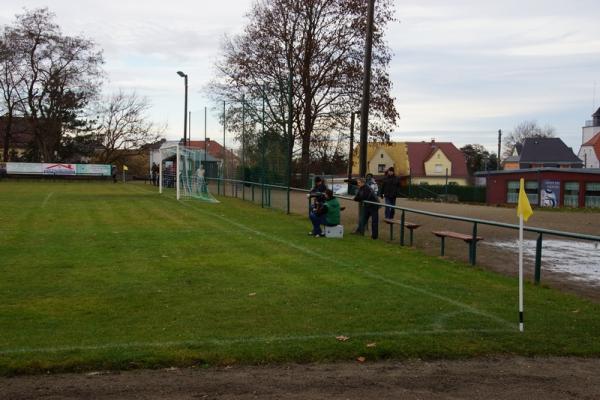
[93,90,163,164]
[503,120,556,158]
[0,8,104,162]
[209,0,399,182]
[0,28,27,161]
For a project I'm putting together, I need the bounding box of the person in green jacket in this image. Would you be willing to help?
[309,189,340,237]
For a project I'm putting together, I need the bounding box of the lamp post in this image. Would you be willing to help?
[177,71,188,146]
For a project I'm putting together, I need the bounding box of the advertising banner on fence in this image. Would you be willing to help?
[7,162,43,174]
[5,162,112,176]
[541,180,560,208]
[76,164,111,176]
[42,163,76,175]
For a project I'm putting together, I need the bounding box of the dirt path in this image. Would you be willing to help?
[3,358,600,399]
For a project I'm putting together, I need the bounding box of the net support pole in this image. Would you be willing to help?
[176,144,181,200]
[159,151,163,194]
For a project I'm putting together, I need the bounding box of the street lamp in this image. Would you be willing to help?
[177,71,188,146]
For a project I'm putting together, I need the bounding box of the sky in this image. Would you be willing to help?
[2,0,600,154]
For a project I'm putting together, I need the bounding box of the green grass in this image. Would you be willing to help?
[0,181,599,375]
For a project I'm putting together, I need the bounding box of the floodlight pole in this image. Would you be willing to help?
[176,144,181,200]
[177,71,188,146]
[358,0,375,178]
[204,106,207,165]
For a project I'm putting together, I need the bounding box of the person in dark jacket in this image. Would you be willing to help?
[307,176,328,214]
[379,167,401,219]
[308,189,340,237]
[353,178,379,239]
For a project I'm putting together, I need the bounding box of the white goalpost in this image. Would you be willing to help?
[158,144,219,203]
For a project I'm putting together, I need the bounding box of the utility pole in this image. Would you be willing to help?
[358,0,376,178]
[348,111,358,193]
[497,129,502,170]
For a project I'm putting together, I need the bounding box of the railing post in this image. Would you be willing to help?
[287,187,290,214]
[252,184,255,202]
[242,182,246,201]
[535,233,543,285]
[470,222,478,265]
[400,210,406,246]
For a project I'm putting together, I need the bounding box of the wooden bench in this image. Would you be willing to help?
[384,218,421,246]
[432,231,484,265]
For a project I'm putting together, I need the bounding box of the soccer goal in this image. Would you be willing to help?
[159,144,219,202]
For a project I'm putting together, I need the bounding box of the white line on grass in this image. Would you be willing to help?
[0,328,513,355]
[41,192,54,208]
[127,184,514,330]
[0,185,515,357]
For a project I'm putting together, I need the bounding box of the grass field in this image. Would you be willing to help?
[1,181,599,375]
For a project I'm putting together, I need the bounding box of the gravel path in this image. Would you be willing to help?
[3,358,600,399]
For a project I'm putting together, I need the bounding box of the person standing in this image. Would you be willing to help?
[380,167,401,219]
[151,162,159,186]
[353,177,379,239]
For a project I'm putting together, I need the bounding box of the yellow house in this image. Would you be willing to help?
[406,141,469,185]
[351,140,469,185]
[351,142,409,176]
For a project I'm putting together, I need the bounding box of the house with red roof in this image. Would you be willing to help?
[578,132,600,169]
[405,140,469,186]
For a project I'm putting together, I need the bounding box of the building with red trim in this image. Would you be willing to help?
[476,168,600,208]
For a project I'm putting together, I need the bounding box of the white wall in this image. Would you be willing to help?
[582,126,600,144]
[578,146,599,168]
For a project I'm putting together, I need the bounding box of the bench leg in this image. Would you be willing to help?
[468,242,473,265]
[409,229,414,246]
[440,236,445,256]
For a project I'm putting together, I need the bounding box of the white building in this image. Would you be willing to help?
[578,108,600,168]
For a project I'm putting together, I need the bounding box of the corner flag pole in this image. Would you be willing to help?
[518,212,524,332]
[516,177,533,332]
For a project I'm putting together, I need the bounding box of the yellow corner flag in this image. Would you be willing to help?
[517,178,533,222]
[123,165,129,171]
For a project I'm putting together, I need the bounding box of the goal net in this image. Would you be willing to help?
[159,144,219,202]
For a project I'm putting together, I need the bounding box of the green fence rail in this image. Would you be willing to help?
[209,177,600,285]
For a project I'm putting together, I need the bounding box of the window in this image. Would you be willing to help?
[380,153,384,158]
[434,164,443,173]
[525,180,539,205]
[378,164,386,173]
[507,180,538,204]
[585,182,600,208]
[507,181,519,203]
[563,182,579,207]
